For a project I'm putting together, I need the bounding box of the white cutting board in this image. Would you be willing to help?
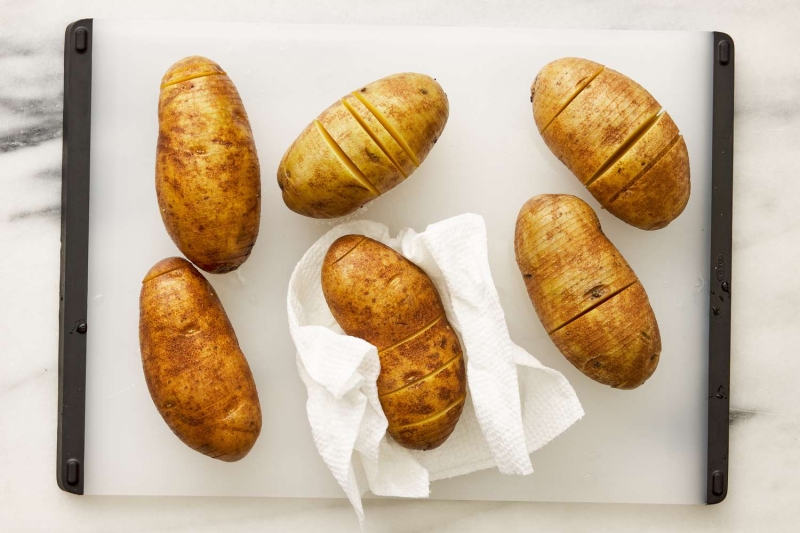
[84,20,713,503]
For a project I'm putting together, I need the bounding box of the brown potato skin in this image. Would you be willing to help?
[278,73,449,219]
[550,281,660,389]
[157,56,261,273]
[321,236,466,450]
[515,195,661,389]
[531,57,690,230]
[139,257,262,461]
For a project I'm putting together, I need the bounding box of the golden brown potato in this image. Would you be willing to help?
[531,57,690,230]
[139,257,261,461]
[321,236,466,450]
[278,73,448,219]
[515,195,661,389]
[157,56,261,273]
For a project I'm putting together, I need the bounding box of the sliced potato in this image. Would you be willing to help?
[531,58,690,230]
[317,101,405,193]
[321,235,466,450]
[606,136,691,230]
[550,281,661,389]
[515,195,661,389]
[278,73,448,219]
[156,56,260,273]
[139,257,262,460]
[514,194,637,333]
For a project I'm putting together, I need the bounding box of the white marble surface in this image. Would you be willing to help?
[1,0,798,531]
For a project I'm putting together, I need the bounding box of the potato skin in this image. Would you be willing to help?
[321,236,466,450]
[515,195,661,389]
[157,56,261,273]
[531,57,690,230]
[278,73,448,219]
[550,281,660,389]
[139,257,261,461]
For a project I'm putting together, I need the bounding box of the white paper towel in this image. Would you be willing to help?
[287,214,584,525]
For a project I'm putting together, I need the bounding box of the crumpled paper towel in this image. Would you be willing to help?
[287,213,583,525]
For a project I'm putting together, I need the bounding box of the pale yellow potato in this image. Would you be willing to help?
[277,121,378,219]
[157,56,261,273]
[532,57,690,230]
[321,235,466,450]
[139,257,262,461]
[278,73,448,219]
[353,73,449,166]
[342,94,416,176]
[515,195,661,389]
[317,101,405,193]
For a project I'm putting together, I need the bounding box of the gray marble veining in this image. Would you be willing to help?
[1,0,799,531]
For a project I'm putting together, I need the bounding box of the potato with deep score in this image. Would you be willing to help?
[531,57,690,230]
[278,73,449,218]
[157,56,261,273]
[321,236,466,450]
[139,257,262,461]
[515,195,661,389]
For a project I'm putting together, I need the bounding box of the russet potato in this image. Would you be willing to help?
[278,73,448,218]
[157,56,261,273]
[531,57,690,230]
[321,236,466,450]
[515,195,661,389]
[139,257,262,461]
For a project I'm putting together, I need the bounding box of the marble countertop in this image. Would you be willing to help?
[2,0,798,531]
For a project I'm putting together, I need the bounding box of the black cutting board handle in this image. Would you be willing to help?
[58,18,93,496]
[707,31,734,505]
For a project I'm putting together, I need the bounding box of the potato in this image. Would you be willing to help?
[531,57,690,230]
[321,236,466,450]
[157,56,261,273]
[139,257,261,461]
[514,195,661,389]
[278,73,448,218]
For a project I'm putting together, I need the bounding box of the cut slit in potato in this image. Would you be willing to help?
[539,66,605,134]
[514,194,638,333]
[515,195,661,389]
[588,111,682,206]
[379,355,465,428]
[608,133,682,205]
[548,279,637,334]
[278,73,447,219]
[532,57,690,229]
[389,395,466,450]
[160,71,226,89]
[379,351,460,399]
[392,393,467,430]
[549,281,661,389]
[376,314,460,395]
[318,102,406,194]
[313,120,380,195]
[322,235,465,449]
[542,67,663,184]
[353,91,420,167]
[606,136,690,230]
[341,98,407,178]
[378,313,444,355]
[585,109,664,187]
